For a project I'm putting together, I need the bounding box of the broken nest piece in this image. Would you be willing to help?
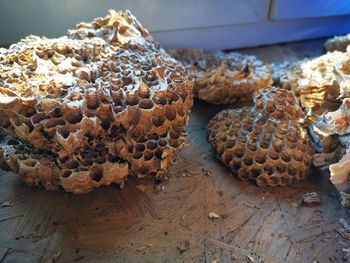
[315,98,350,136]
[309,124,341,171]
[315,99,350,183]
[272,51,350,113]
[167,48,272,104]
[325,34,350,52]
[253,87,304,120]
[270,61,302,94]
[207,88,314,187]
[312,98,350,206]
[0,135,128,193]
[298,51,350,110]
[329,148,350,208]
[0,10,193,193]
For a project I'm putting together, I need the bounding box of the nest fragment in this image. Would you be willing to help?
[270,61,302,93]
[253,87,304,120]
[167,48,273,104]
[313,99,350,186]
[0,10,193,193]
[315,98,350,136]
[207,88,313,186]
[272,52,350,113]
[324,34,350,52]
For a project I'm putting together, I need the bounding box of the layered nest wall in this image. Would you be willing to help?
[272,51,350,114]
[325,34,350,52]
[314,99,350,184]
[253,87,305,120]
[0,10,193,193]
[167,48,273,104]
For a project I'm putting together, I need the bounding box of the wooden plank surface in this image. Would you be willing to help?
[0,39,349,263]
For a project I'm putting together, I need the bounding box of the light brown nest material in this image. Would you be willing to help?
[271,53,350,180]
[67,10,152,46]
[315,98,350,136]
[270,61,302,93]
[254,87,304,120]
[324,34,350,52]
[272,51,350,112]
[0,10,193,193]
[207,88,313,187]
[314,99,350,187]
[167,48,273,104]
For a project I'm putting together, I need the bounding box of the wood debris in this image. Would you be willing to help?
[177,240,190,253]
[202,168,213,177]
[136,246,146,252]
[136,184,146,192]
[300,192,322,206]
[339,218,350,232]
[73,256,85,262]
[342,248,350,261]
[182,170,197,177]
[290,201,299,208]
[208,212,220,219]
[0,200,14,207]
[334,228,350,241]
[154,183,166,192]
[334,218,350,240]
[247,255,255,262]
[46,251,61,263]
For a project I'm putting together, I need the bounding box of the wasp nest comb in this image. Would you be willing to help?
[324,34,350,52]
[314,99,350,184]
[167,48,273,104]
[313,98,350,206]
[272,52,350,113]
[270,61,302,94]
[254,87,305,120]
[207,88,313,187]
[297,51,350,111]
[315,98,350,136]
[0,10,193,194]
[67,10,152,46]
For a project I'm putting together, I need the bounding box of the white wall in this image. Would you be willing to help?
[1,0,350,49]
